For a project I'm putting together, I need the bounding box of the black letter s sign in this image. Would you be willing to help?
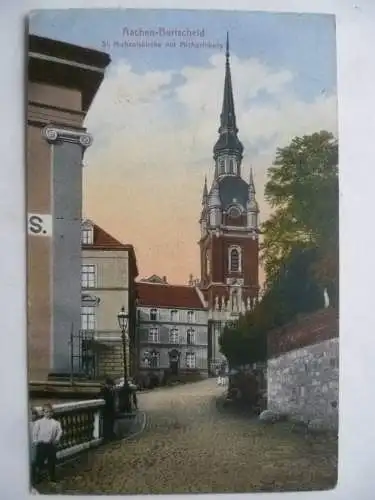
[29,215,44,234]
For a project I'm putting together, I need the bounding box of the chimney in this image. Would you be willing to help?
[163,276,167,283]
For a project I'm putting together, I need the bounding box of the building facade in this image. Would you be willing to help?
[198,35,260,372]
[81,220,138,379]
[136,282,208,379]
[27,34,110,380]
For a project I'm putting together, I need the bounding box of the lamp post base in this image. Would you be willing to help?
[117,385,132,413]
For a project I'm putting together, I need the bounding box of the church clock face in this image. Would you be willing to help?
[228,206,241,218]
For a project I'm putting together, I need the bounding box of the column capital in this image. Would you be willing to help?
[42,125,93,149]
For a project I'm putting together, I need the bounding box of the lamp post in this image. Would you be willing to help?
[117,306,130,412]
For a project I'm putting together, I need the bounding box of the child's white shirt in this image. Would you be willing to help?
[32,417,63,444]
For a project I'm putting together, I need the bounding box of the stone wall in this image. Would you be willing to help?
[267,308,339,430]
[97,342,128,380]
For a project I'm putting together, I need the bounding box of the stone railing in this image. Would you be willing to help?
[34,399,105,460]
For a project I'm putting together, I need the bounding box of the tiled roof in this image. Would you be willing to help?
[83,223,131,250]
[136,282,206,310]
[82,221,138,276]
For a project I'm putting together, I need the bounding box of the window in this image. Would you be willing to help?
[150,351,160,368]
[150,309,157,321]
[169,328,179,344]
[229,247,240,272]
[186,352,196,369]
[219,158,225,174]
[187,311,194,323]
[187,329,195,345]
[81,306,96,331]
[82,226,94,245]
[81,265,96,288]
[229,158,234,173]
[170,310,178,322]
[143,353,151,368]
[149,327,159,343]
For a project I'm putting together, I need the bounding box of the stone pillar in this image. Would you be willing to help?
[42,125,93,374]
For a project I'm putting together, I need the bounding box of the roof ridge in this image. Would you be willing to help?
[137,282,197,288]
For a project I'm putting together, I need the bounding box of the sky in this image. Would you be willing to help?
[29,9,338,285]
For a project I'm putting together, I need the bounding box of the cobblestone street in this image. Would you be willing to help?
[40,379,337,494]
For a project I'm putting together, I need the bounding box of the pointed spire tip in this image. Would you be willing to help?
[250,167,254,183]
[226,32,230,59]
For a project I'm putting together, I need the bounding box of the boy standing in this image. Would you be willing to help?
[32,403,63,483]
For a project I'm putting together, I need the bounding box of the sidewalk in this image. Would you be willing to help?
[115,410,147,440]
[33,411,148,493]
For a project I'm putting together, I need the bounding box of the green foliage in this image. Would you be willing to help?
[219,131,338,366]
[219,245,324,366]
[261,130,339,304]
[219,317,267,367]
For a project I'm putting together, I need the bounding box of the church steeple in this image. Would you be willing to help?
[202,176,208,204]
[247,167,259,230]
[213,32,244,163]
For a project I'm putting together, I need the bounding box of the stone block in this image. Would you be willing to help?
[259,409,278,423]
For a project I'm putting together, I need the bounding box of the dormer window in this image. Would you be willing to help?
[82,225,94,245]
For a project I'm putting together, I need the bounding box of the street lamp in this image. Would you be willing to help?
[117,306,129,384]
[117,306,130,413]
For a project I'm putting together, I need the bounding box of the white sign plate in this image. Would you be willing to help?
[27,213,52,237]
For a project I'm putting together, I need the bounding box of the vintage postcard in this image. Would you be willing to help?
[26,8,339,495]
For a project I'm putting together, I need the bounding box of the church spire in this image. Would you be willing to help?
[220,32,237,135]
[249,167,255,195]
[213,33,244,161]
[247,167,259,225]
[202,176,208,204]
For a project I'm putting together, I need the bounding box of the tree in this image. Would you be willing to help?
[219,244,324,367]
[261,130,339,305]
[219,319,267,367]
[219,131,339,367]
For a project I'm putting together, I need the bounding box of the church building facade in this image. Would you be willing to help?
[198,35,260,372]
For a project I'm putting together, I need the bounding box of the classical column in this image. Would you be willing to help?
[42,125,93,375]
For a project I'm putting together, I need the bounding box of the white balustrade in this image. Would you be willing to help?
[33,399,105,461]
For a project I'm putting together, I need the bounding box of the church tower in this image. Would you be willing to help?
[198,34,260,368]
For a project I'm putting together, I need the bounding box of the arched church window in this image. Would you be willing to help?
[219,158,225,174]
[229,158,234,173]
[230,248,240,272]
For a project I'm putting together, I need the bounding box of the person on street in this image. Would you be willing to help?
[29,407,39,486]
[99,377,116,441]
[129,381,138,411]
[32,403,63,484]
